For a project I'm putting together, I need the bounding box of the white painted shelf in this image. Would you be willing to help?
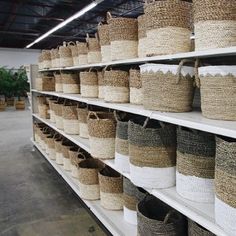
[31,139,136,236]
[32,90,236,139]
[38,46,236,72]
[32,113,227,236]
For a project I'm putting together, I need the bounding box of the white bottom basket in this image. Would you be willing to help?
[98,85,105,99]
[101,45,111,62]
[81,85,98,98]
[79,182,100,200]
[130,88,143,105]
[55,115,64,130]
[48,148,56,160]
[62,84,79,94]
[100,192,123,210]
[71,165,79,178]
[78,54,88,65]
[88,51,102,64]
[138,37,148,58]
[105,86,129,103]
[63,119,80,135]
[79,123,89,139]
[56,153,63,165]
[50,110,56,123]
[115,152,130,173]
[124,206,137,225]
[130,163,176,189]
[63,157,71,171]
[55,83,63,92]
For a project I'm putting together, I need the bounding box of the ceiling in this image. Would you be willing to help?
[0,0,144,49]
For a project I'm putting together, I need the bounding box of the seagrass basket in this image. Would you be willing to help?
[41,128,51,151]
[36,75,55,91]
[193,0,236,51]
[59,42,73,67]
[42,50,51,69]
[54,137,63,165]
[45,133,54,155]
[198,65,236,121]
[129,68,142,105]
[188,219,215,236]
[48,98,57,123]
[138,15,147,58]
[78,159,104,200]
[97,71,105,99]
[176,127,216,203]
[61,140,74,171]
[215,136,236,236]
[77,105,89,138]
[80,71,98,98]
[129,118,176,189]
[104,69,129,103]
[144,0,192,56]
[86,34,102,64]
[88,112,116,160]
[53,72,63,92]
[68,41,79,66]
[123,178,145,225]
[137,195,186,236]
[98,166,123,210]
[61,72,80,94]
[107,12,138,60]
[38,54,43,70]
[140,63,195,112]
[54,102,64,130]
[37,96,50,119]
[77,41,88,65]
[98,23,111,62]
[47,133,59,160]
[50,48,60,68]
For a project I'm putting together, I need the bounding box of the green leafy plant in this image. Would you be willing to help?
[14,67,29,100]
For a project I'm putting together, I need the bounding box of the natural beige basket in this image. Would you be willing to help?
[77,105,89,138]
[138,14,147,58]
[98,23,111,62]
[42,50,52,69]
[54,102,64,130]
[48,98,57,123]
[97,71,105,99]
[59,41,73,67]
[80,71,98,98]
[36,75,55,91]
[68,41,79,66]
[50,48,60,68]
[53,72,63,92]
[77,41,88,65]
[86,34,102,64]
[54,137,63,165]
[38,54,43,70]
[61,140,74,171]
[129,68,142,105]
[61,72,80,94]
[37,96,50,119]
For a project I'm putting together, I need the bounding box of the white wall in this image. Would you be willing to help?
[0,47,41,69]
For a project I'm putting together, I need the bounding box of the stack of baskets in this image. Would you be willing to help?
[176,127,216,203]
[98,23,111,62]
[87,34,102,64]
[53,72,63,92]
[61,72,80,94]
[144,0,192,56]
[107,12,138,60]
[42,50,51,69]
[77,41,88,65]
[59,42,73,67]
[80,71,98,98]
[137,15,147,58]
[193,0,236,51]
[129,68,142,105]
[36,75,55,91]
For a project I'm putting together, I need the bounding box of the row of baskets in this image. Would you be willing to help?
[34,122,217,236]
[38,0,236,69]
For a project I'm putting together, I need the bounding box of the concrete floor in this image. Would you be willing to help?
[0,108,109,236]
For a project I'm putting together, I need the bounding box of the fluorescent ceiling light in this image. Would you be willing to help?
[26,1,102,48]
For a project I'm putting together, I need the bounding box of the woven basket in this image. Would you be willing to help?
[42,50,51,69]
[68,41,79,66]
[108,12,138,60]
[145,0,192,56]
[176,127,216,203]
[77,106,89,138]
[98,23,111,62]
[59,42,73,67]
[61,140,74,171]
[77,41,88,65]
[98,166,123,210]
[97,71,105,99]
[45,134,54,156]
[140,63,195,112]
[62,101,79,135]
[87,34,102,64]
[193,0,236,50]
[47,134,58,160]
[88,112,116,160]
[138,15,147,58]
[129,69,142,105]
[80,71,98,98]
[48,98,57,123]
[36,76,55,91]
[129,118,176,188]
[53,72,63,92]
[104,69,129,103]
[37,96,50,119]
[54,102,64,130]
[61,72,80,94]
[198,65,236,121]
[54,138,63,165]
[78,159,104,200]
[123,178,146,225]
[137,195,186,236]
[188,219,215,236]
[50,48,60,68]
[38,54,43,70]
[215,136,236,236]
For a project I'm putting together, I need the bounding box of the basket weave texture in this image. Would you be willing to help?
[36,76,55,91]
[188,219,215,236]
[116,120,129,156]
[62,104,77,120]
[98,24,110,46]
[59,42,73,67]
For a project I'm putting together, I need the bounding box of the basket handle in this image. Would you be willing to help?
[176,59,193,84]
[113,110,119,121]
[78,152,86,160]
[63,41,67,47]
[88,111,99,120]
[63,99,67,106]
[68,41,75,46]
[163,210,175,224]
[142,117,150,128]
[107,12,112,21]
[86,33,89,42]
[194,58,200,88]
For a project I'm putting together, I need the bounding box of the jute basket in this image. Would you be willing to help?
[80,71,98,98]
[98,23,111,62]
[42,128,51,151]
[55,138,63,165]
[193,0,236,51]
[78,159,104,200]
[37,96,50,119]
[77,105,89,138]
[36,76,55,91]
[140,62,195,112]
[54,102,64,130]
[59,42,73,67]
[188,219,215,236]
[38,54,43,70]
[88,112,116,160]
[98,166,123,210]
[123,178,146,225]
[53,72,63,92]
[198,65,236,121]
[48,98,57,123]
[68,41,79,66]
[108,12,138,60]
[138,15,147,58]
[145,0,192,56]
[176,127,216,203]
[104,69,129,103]
[137,195,186,236]
[62,101,79,135]
[50,48,60,68]
[42,50,51,69]
[87,34,102,64]
[129,69,142,105]
[77,41,88,65]
[215,136,236,236]
[61,72,80,94]
[45,134,54,156]
[47,133,59,160]
[97,71,105,99]
[129,118,176,189]
[61,140,74,171]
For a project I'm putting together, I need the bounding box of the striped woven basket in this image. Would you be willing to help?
[86,34,102,64]
[145,0,192,56]
[107,12,138,60]
[215,136,236,236]
[98,166,123,210]
[104,69,129,103]
[54,102,64,130]
[138,15,148,58]
[77,105,89,138]
[88,112,116,160]
[140,63,195,112]
[61,72,80,94]
[53,72,63,92]
[193,0,236,51]
[62,101,79,135]
[42,50,52,69]
[77,41,88,65]
[129,118,176,189]
[78,159,104,200]
[176,127,216,203]
[54,137,63,165]
[61,140,74,171]
[80,71,98,98]
[59,42,73,67]
[68,41,79,66]
[137,195,186,236]
[98,23,111,62]
[198,65,236,121]
[36,76,55,91]
[48,98,57,123]
[97,71,105,99]
[123,178,145,225]
[129,68,142,105]
[188,219,215,236]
